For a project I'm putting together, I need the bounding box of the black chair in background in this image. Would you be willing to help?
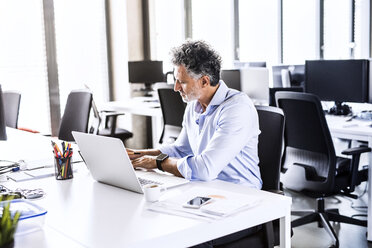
[0,85,7,140]
[157,88,186,144]
[269,87,303,107]
[58,90,93,142]
[221,69,241,91]
[3,91,21,128]
[276,92,370,248]
[90,98,133,144]
[217,105,286,248]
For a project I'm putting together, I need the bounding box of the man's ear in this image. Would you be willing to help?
[201,75,211,87]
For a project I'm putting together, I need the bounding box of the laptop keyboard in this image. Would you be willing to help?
[138,177,163,186]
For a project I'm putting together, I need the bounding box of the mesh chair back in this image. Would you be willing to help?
[3,91,21,128]
[58,90,92,141]
[276,92,336,192]
[256,105,285,191]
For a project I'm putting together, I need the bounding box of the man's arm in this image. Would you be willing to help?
[130,154,184,178]
[161,157,183,177]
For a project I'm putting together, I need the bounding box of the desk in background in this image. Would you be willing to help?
[2,128,292,248]
[103,97,162,148]
[326,115,372,241]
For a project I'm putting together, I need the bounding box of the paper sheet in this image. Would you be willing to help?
[147,186,262,220]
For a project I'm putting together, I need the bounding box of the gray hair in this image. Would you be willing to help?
[170,40,222,86]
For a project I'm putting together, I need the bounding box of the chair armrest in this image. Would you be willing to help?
[341,146,371,156]
[342,146,371,193]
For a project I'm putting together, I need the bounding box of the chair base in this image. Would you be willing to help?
[292,197,366,248]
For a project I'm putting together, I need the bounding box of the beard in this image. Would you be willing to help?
[180,89,201,103]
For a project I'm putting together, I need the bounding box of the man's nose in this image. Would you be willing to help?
[174,81,181,92]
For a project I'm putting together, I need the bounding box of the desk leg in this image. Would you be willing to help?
[280,207,291,248]
[368,137,372,241]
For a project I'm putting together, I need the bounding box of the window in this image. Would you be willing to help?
[150,0,184,74]
[323,0,352,59]
[354,0,370,58]
[0,0,50,133]
[191,0,235,68]
[238,0,280,65]
[282,0,319,64]
[54,0,109,111]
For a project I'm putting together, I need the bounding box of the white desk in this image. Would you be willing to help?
[326,115,372,241]
[2,128,292,248]
[103,97,162,148]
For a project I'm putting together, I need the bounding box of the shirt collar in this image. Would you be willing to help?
[208,80,229,107]
[194,80,228,113]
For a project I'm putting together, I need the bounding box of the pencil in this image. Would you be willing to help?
[127,152,141,155]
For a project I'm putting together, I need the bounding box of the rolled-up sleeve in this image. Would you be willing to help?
[159,127,192,158]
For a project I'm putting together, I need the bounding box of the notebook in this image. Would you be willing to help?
[72,131,189,194]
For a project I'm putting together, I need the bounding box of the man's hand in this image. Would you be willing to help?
[131,155,157,170]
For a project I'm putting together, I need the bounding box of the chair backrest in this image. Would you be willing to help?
[269,87,303,107]
[3,91,21,128]
[275,92,336,193]
[0,85,7,140]
[58,90,92,141]
[89,97,101,135]
[255,105,285,191]
[157,88,186,144]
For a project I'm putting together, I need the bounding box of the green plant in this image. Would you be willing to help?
[0,196,20,247]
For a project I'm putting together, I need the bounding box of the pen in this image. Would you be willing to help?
[127,152,141,155]
[51,141,62,158]
[62,142,66,155]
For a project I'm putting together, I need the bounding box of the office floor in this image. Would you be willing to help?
[285,139,372,248]
[286,184,370,248]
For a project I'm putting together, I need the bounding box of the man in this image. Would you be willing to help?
[128,40,262,189]
[128,41,262,189]
[128,40,262,247]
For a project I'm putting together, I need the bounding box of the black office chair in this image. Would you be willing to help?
[269,87,303,107]
[58,90,93,142]
[216,105,286,248]
[90,97,133,144]
[0,85,7,140]
[3,91,21,128]
[157,88,186,144]
[276,92,370,248]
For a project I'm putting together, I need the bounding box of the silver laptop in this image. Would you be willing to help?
[72,131,189,194]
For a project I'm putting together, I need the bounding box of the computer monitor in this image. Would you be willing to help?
[0,85,7,140]
[221,69,241,91]
[305,59,370,115]
[240,67,270,104]
[128,61,165,95]
[272,64,305,87]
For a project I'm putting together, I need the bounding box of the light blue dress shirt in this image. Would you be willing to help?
[159,81,262,189]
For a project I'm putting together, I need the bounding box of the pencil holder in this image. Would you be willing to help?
[54,157,73,180]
